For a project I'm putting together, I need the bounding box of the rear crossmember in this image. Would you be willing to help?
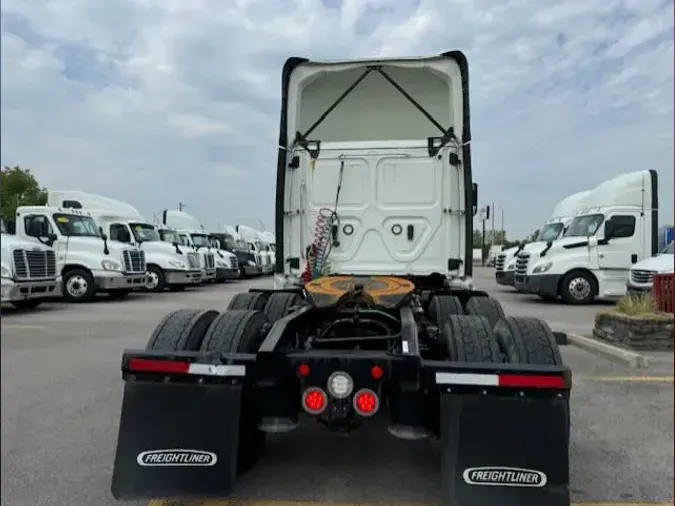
[111,304,572,506]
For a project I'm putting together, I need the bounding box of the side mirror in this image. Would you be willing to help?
[472,183,478,216]
[101,232,109,241]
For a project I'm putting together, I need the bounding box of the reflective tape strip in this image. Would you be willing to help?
[188,364,246,377]
[435,372,499,386]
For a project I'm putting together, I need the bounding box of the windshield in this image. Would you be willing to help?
[662,241,674,254]
[53,213,100,237]
[158,229,180,244]
[191,234,211,247]
[536,223,564,242]
[130,222,160,242]
[236,240,251,251]
[564,214,604,238]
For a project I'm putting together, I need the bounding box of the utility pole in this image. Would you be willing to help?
[480,205,490,266]
[179,202,186,211]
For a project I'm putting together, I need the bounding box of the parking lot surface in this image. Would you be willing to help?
[1,269,672,506]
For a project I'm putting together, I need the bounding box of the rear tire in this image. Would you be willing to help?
[442,314,502,362]
[201,310,269,472]
[227,292,268,311]
[264,292,302,322]
[464,296,505,328]
[146,309,220,351]
[428,295,463,326]
[493,316,563,365]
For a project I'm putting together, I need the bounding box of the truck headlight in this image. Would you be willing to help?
[533,262,552,274]
[1,265,11,279]
[216,259,226,267]
[248,260,256,267]
[506,261,515,271]
[101,260,122,271]
[169,261,186,269]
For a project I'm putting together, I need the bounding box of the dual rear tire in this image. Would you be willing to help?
[428,294,562,366]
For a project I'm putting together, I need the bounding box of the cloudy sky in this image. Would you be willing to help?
[1,0,673,239]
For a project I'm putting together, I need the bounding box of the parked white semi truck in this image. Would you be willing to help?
[162,210,237,282]
[47,191,203,292]
[517,170,659,304]
[236,224,273,275]
[495,190,590,287]
[13,205,147,301]
[1,219,61,309]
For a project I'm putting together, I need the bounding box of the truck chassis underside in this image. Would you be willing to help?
[111,277,572,506]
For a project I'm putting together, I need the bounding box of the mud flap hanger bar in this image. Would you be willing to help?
[293,65,459,159]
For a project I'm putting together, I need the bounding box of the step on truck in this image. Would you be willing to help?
[1,219,61,309]
[13,206,148,302]
[111,51,572,506]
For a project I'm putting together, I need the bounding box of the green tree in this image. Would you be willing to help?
[1,166,48,220]
[528,229,540,242]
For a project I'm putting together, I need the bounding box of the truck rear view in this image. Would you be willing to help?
[110,51,572,506]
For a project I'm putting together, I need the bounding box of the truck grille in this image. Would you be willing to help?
[631,269,655,285]
[229,256,238,269]
[187,252,200,269]
[515,253,530,277]
[262,255,270,266]
[123,250,146,273]
[495,254,506,271]
[12,249,57,280]
[204,253,215,269]
[255,254,262,267]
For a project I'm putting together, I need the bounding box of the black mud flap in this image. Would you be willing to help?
[440,392,570,506]
[111,381,241,500]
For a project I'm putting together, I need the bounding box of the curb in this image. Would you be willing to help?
[567,333,650,369]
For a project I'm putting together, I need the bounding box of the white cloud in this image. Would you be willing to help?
[1,0,673,237]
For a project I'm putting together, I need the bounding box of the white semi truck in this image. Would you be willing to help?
[517,170,660,304]
[13,205,147,302]
[162,210,236,282]
[1,219,61,309]
[236,225,273,275]
[495,190,590,288]
[47,191,203,292]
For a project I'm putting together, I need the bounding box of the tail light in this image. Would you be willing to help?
[302,387,328,415]
[353,388,379,417]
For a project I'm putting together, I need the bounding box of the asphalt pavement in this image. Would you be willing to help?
[1,268,672,506]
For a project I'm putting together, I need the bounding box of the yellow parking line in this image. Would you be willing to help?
[577,376,673,383]
[148,501,675,505]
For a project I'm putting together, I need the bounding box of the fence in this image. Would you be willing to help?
[652,273,674,314]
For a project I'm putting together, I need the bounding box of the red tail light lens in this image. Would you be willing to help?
[297,363,311,377]
[302,387,327,415]
[353,388,379,417]
[371,365,384,380]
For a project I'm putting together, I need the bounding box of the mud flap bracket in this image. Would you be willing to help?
[439,391,570,506]
[111,380,242,500]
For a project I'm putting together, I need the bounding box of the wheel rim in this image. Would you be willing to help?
[66,275,88,298]
[147,271,159,289]
[568,277,591,300]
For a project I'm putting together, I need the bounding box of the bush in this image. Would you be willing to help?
[614,292,656,317]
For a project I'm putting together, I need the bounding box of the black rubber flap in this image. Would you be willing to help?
[440,393,570,506]
[111,381,241,500]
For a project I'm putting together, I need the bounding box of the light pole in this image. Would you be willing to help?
[491,202,506,245]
